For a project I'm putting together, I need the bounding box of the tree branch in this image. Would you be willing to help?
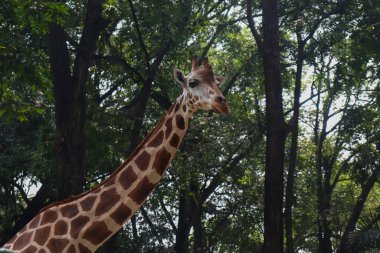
[200,134,258,203]
[246,0,264,53]
[157,190,178,233]
[140,206,164,245]
[337,169,379,253]
[94,54,145,83]
[127,0,151,73]
[284,88,328,116]
[151,91,172,110]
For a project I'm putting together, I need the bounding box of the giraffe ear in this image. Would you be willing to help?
[173,68,187,88]
[215,76,227,87]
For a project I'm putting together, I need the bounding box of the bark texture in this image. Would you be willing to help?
[48,0,108,199]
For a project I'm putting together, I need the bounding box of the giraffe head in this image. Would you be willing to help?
[173,55,230,115]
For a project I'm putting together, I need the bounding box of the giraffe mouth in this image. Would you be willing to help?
[212,103,230,115]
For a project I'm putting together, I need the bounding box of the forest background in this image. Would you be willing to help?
[0,0,379,252]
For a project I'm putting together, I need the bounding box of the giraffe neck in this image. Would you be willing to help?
[4,94,193,253]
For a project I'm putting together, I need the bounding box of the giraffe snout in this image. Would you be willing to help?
[215,95,226,104]
[212,95,230,115]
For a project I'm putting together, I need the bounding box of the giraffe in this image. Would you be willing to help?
[2,55,229,253]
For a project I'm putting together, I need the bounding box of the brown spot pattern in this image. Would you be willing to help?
[92,187,102,194]
[95,188,120,216]
[23,245,37,253]
[13,232,33,250]
[83,221,112,245]
[80,196,97,211]
[28,214,41,229]
[40,209,57,225]
[46,238,69,252]
[61,204,79,218]
[182,105,187,112]
[54,220,68,235]
[67,245,76,253]
[70,215,90,238]
[176,115,185,130]
[148,130,164,148]
[165,117,173,137]
[103,176,116,188]
[119,166,137,190]
[128,176,157,205]
[38,249,47,253]
[153,148,172,175]
[170,134,180,148]
[134,150,151,171]
[110,203,132,225]
[175,103,180,112]
[79,244,91,253]
[34,226,51,245]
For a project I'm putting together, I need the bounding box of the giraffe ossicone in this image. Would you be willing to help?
[3,55,229,253]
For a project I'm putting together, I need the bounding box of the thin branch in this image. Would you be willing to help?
[140,206,164,245]
[92,54,146,103]
[200,133,259,203]
[150,42,171,79]
[198,27,223,65]
[246,0,264,53]
[157,191,177,233]
[208,50,258,117]
[204,0,225,18]
[327,108,345,120]
[199,17,246,65]
[331,155,354,190]
[12,182,31,206]
[98,84,121,104]
[93,54,144,82]
[151,91,172,110]
[325,119,342,136]
[127,0,151,73]
[284,88,328,116]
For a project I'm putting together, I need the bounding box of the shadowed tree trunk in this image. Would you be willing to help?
[284,37,304,253]
[190,179,205,253]
[10,182,51,237]
[175,191,192,253]
[314,90,333,253]
[247,0,287,252]
[261,1,287,252]
[337,169,379,253]
[48,0,109,200]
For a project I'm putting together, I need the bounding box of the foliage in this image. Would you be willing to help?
[1,0,380,252]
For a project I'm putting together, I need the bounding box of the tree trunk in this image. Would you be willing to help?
[48,0,108,200]
[175,192,192,253]
[261,0,287,252]
[337,171,379,253]
[314,87,334,253]
[190,180,204,253]
[284,40,304,253]
[11,183,51,236]
[192,207,204,253]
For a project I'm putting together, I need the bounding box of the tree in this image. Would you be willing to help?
[48,0,109,200]
[1,0,380,252]
[247,0,288,252]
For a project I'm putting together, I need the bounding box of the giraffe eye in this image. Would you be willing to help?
[189,79,200,88]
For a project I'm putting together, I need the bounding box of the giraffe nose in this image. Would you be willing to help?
[215,95,226,104]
